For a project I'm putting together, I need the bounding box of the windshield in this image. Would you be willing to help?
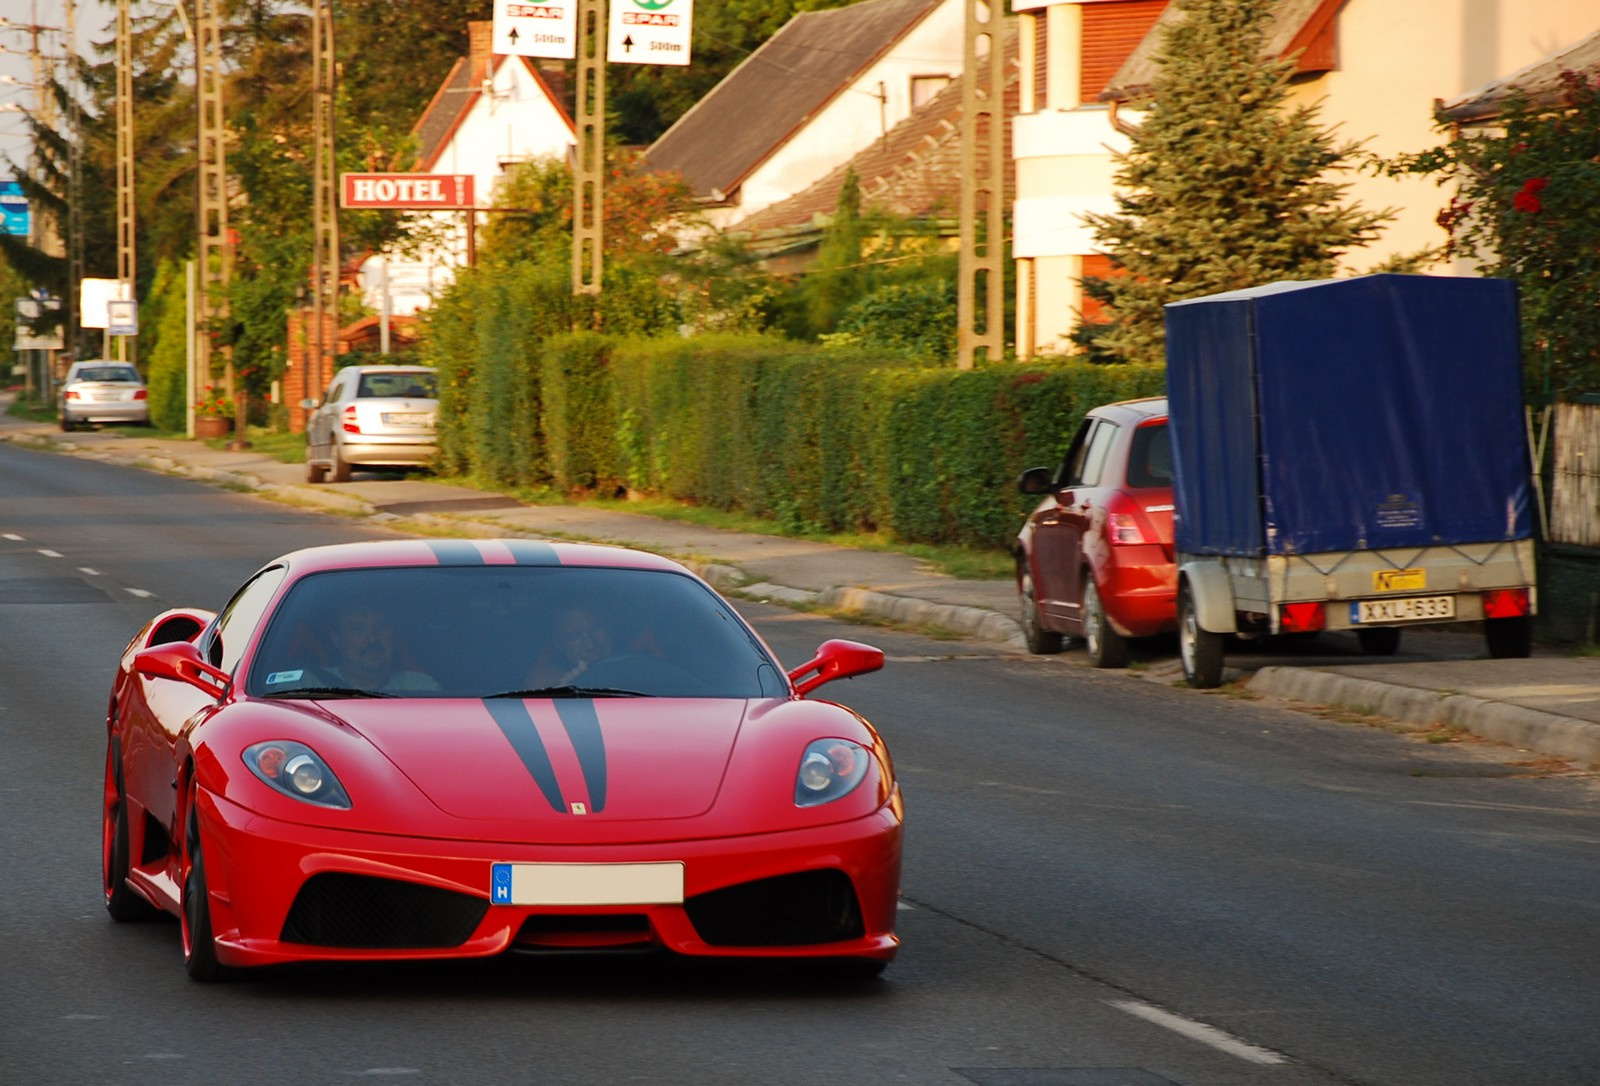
[245,565,786,700]
[357,371,437,399]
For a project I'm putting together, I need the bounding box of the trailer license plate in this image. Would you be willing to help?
[1373,567,1427,592]
[489,862,684,906]
[1351,596,1455,624]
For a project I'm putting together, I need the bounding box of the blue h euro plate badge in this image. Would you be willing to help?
[491,863,513,905]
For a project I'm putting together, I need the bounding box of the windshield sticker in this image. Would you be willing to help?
[265,670,305,685]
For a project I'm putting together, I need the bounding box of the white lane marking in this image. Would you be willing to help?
[1109,999,1286,1066]
[125,588,154,599]
[79,567,101,576]
[3,533,22,541]
[38,549,63,558]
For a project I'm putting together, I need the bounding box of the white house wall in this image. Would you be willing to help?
[362,57,575,319]
[731,0,966,221]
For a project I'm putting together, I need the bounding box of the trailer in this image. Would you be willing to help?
[1165,274,1536,688]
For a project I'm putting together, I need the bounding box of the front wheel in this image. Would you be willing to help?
[1082,577,1129,669]
[1018,567,1062,655]
[182,793,225,982]
[305,455,326,484]
[330,441,353,483]
[1179,583,1225,689]
[1485,615,1532,659]
[103,738,158,922]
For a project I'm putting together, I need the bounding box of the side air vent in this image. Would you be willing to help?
[685,870,864,947]
[282,873,487,948]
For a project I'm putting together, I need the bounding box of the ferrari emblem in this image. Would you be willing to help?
[571,802,588,815]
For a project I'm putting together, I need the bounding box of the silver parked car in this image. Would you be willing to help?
[304,364,438,483]
[59,360,150,431]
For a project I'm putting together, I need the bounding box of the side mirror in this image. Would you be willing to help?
[788,639,884,697]
[133,641,230,698]
[1017,467,1054,495]
[299,397,319,410]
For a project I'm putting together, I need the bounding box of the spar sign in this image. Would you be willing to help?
[340,173,476,209]
[608,0,693,66]
[494,0,577,59]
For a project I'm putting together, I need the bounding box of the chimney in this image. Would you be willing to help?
[469,21,494,82]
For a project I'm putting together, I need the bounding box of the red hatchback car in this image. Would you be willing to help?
[1014,397,1177,667]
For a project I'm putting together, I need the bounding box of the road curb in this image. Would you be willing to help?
[1249,665,1600,766]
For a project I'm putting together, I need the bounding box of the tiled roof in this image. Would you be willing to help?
[1098,0,1340,102]
[411,57,478,170]
[645,0,944,199]
[737,35,1018,236]
[1437,28,1600,123]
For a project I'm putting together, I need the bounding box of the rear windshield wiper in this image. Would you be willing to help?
[483,686,650,699]
[261,685,399,700]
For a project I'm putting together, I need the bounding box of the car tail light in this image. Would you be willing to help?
[134,389,148,400]
[1104,491,1149,545]
[341,404,361,434]
[1483,587,1529,618]
[64,390,80,401]
[1280,601,1326,632]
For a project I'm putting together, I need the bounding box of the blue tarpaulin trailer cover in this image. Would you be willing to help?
[1164,274,1530,557]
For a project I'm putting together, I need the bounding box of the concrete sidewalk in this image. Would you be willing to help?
[5,404,1599,768]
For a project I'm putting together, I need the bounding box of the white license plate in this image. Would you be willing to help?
[1351,595,1456,624]
[383,412,431,426]
[489,862,684,906]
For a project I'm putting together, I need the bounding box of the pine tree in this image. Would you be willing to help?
[1077,0,1390,365]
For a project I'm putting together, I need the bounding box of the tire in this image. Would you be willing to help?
[1357,626,1402,655]
[1485,614,1532,659]
[60,413,75,432]
[330,440,352,483]
[1179,582,1224,689]
[1018,566,1063,655]
[103,738,158,922]
[1082,577,1129,669]
[305,456,326,484]
[182,792,225,982]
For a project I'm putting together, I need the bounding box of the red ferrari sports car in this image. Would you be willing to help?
[101,539,901,981]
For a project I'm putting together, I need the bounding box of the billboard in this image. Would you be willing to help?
[340,173,476,209]
[0,181,28,236]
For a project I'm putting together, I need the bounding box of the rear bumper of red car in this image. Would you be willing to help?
[195,788,902,969]
[1100,545,1178,637]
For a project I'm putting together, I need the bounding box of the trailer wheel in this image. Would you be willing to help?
[1357,627,1402,655]
[1179,583,1224,689]
[1484,615,1532,659]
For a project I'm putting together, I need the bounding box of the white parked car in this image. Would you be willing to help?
[304,365,438,483]
[59,360,150,431]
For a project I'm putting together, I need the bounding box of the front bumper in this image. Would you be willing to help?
[195,788,902,968]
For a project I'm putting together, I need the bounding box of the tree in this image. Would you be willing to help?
[1393,72,1600,401]
[1077,0,1390,365]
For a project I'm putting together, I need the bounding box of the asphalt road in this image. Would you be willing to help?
[2,443,1598,1086]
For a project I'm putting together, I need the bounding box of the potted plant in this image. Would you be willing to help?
[194,386,234,439]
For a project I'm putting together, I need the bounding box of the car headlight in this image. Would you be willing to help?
[243,741,351,809]
[794,738,870,807]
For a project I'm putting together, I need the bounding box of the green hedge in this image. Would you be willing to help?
[424,319,1164,549]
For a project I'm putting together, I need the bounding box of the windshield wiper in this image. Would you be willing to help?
[261,685,399,700]
[483,686,651,700]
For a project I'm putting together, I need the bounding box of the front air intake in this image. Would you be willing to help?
[281,873,487,948]
[684,870,864,947]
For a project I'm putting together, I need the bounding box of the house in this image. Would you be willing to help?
[1011,0,1599,356]
[732,32,1019,275]
[645,0,966,231]
[360,21,576,319]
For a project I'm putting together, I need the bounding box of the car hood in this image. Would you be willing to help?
[327,697,749,822]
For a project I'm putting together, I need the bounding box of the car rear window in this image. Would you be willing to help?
[357,372,437,399]
[1127,422,1172,489]
[76,366,139,383]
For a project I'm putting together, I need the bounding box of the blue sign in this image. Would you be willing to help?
[491,863,513,904]
[0,181,27,237]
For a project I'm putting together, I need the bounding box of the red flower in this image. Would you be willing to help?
[1513,177,1548,213]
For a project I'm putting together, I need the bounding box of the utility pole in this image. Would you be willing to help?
[310,0,338,402]
[64,0,83,366]
[957,0,1005,369]
[195,0,233,436]
[571,0,604,298]
[115,0,134,363]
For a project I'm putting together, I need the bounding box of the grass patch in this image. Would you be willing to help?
[5,396,58,424]
[242,427,306,463]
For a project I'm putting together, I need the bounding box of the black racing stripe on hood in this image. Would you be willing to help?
[554,700,606,813]
[483,699,564,812]
[503,539,560,565]
[427,540,486,565]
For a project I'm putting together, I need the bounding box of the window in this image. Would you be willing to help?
[204,565,288,674]
[911,75,952,109]
[1058,418,1120,488]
